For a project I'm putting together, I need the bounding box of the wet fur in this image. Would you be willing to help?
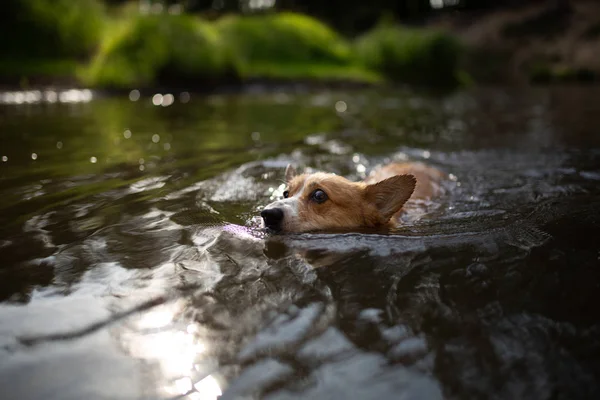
[263,162,445,232]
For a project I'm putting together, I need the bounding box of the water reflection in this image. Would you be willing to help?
[129,90,141,102]
[0,89,93,105]
[124,302,222,398]
[191,375,222,400]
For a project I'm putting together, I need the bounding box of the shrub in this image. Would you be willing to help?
[355,23,463,87]
[216,12,354,76]
[83,14,233,88]
[0,0,104,59]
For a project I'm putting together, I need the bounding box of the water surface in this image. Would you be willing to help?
[1,86,600,399]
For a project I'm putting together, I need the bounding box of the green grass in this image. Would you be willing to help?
[83,11,381,87]
[215,12,377,82]
[355,23,464,87]
[217,13,352,67]
[0,3,467,89]
[82,14,233,88]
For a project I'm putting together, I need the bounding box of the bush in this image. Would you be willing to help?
[355,23,463,87]
[83,14,234,88]
[216,12,354,76]
[0,0,104,60]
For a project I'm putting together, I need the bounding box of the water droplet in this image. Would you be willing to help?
[352,154,360,163]
[152,134,160,143]
[422,150,431,159]
[335,100,347,113]
[129,89,140,102]
[180,92,190,103]
[45,91,57,103]
[31,153,38,160]
[151,2,164,13]
[162,94,174,107]
[163,143,171,151]
[56,141,63,149]
[90,156,97,163]
[395,152,408,161]
[24,91,41,103]
[139,158,145,165]
[139,165,145,171]
[152,94,163,106]
[168,4,183,14]
[14,93,25,104]
[357,164,366,173]
[81,89,93,102]
[448,173,457,181]
[1,156,7,162]
[124,130,132,139]
[251,132,261,141]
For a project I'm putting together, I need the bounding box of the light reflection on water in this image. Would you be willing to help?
[0,89,93,104]
[124,302,222,398]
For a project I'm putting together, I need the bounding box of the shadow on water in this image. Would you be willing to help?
[0,86,600,399]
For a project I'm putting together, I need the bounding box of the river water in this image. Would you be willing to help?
[1,86,599,399]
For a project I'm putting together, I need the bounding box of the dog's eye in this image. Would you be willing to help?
[310,189,328,204]
[283,190,289,198]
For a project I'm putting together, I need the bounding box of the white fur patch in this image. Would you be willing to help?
[262,182,304,228]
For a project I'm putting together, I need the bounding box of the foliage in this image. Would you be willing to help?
[0,1,468,89]
[355,23,463,86]
[82,14,233,88]
[0,0,104,59]
[216,12,355,77]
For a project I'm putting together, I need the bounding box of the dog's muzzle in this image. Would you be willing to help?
[261,208,284,231]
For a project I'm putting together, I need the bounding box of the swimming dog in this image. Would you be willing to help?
[261,162,445,232]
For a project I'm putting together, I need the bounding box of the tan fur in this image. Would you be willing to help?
[263,162,446,232]
[365,162,446,200]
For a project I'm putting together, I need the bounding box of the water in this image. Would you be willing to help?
[1,86,600,400]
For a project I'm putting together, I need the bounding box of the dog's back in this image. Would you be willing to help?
[365,162,446,200]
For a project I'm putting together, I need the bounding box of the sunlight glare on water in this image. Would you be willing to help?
[123,301,220,398]
[0,89,93,104]
[152,94,163,106]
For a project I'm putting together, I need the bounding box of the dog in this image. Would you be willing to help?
[260,162,446,232]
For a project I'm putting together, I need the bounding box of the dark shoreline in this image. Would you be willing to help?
[0,76,380,96]
[2,77,599,104]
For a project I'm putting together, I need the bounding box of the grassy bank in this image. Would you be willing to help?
[0,0,104,84]
[355,22,464,87]
[81,14,233,88]
[0,1,465,89]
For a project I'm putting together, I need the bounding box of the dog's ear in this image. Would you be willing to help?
[364,174,416,221]
[285,164,297,183]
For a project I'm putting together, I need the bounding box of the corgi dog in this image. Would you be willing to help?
[261,162,446,232]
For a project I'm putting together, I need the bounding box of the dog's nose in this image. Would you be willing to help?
[261,208,284,230]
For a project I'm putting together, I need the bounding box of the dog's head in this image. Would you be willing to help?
[260,164,416,233]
